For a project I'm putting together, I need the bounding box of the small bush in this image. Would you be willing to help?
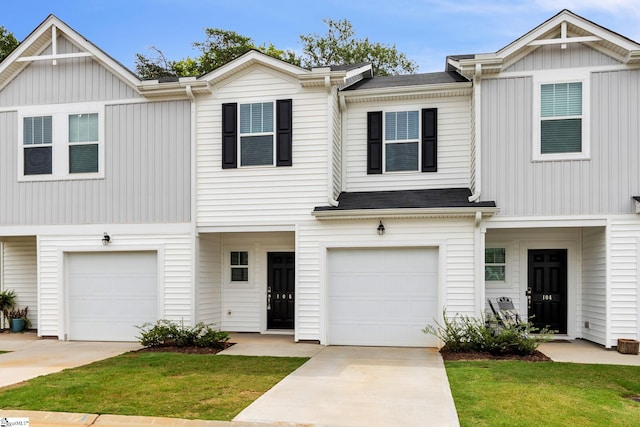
[137,320,229,349]
[423,309,553,356]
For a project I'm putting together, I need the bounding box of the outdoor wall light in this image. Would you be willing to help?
[377,220,385,236]
[102,232,111,245]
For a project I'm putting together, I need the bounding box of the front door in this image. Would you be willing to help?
[527,249,567,334]
[267,252,295,329]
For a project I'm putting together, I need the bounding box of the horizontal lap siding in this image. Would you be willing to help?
[609,219,639,346]
[344,96,471,192]
[297,218,476,342]
[581,227,606,344]
[37,233,192,337]
[2,237,38,327]
[0,102,191,225]
[482,70,640,217]
[197,67,328,226]
[197,235,222,328]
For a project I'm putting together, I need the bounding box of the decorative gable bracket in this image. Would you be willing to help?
[15,25,93,66]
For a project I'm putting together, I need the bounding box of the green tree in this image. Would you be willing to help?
[299,19,417,76]
[0,26,19,63]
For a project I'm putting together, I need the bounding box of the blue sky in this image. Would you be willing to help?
[3,0,640,73]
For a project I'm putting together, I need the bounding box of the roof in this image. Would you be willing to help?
[342,71,468,91]
[314,188,496,212]
[329,63,371,72]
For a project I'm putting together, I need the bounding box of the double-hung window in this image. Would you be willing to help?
[230,251,249,282]
[221,99,293,169]
[533,74,589,161]
[19,103,104,180]
[367,108,437,174]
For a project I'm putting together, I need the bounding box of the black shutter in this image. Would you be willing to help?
[422,108,437,172]
[276,99,293,166]
[367,111,383,174]
[222,103,237,169]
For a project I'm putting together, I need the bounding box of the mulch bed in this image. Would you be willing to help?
[135,342,235,355]
[440,347,552,362]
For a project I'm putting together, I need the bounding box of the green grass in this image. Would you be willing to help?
[446,361,640,427]
[0,352,307,421]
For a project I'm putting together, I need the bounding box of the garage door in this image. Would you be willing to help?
[67,251,158,341]
[328,248,438,347]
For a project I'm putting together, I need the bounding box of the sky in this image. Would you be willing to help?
[2,0,640,73]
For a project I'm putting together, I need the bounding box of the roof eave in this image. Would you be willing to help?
[340,81,472,103]
[311,206,500,220]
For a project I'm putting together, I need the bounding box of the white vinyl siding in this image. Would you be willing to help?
[36,232,192,338]
[581,227,607,344]
[344,96,470,192]
[197,234,222,328]
[1,237,38,328]
[297,217,476,343]
[196,66,329,226]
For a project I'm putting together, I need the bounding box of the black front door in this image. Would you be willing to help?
[527,249,567,334]
[267,252,295,329]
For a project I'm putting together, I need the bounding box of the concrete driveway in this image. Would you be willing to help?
[233,345,460,427]
[0,332,141,388]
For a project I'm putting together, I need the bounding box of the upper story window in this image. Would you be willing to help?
[19,103,104,181]
[221,99,292,169]
[533,73,589,161]
[367,108,437,174]
[240,102,274,166]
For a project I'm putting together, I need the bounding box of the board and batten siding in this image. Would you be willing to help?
[197,234,222,328]
[581,227,607,345]
[37,233,192,338]
[505,43,620,73]
[297,217,477,342]
[0,101,190,225]
[0,35,139,106]
[1,237,38,327]
[196,66,330,226]
[481,69,640,216]
[609,218,640,346]
[343,95,471,192]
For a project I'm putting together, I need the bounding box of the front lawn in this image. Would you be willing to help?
[0,352,307,421]
[447,361,640,426]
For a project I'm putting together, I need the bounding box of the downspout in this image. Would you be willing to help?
[468,63,482,202]
[325,76,339,207]
[186,85,198,326]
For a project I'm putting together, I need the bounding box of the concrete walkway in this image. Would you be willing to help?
[234,346,460,427]
[539,339,640,365]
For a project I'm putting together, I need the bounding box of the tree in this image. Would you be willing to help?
[0,26,19,63]
[299,19,417,76]
[135,29,299,80]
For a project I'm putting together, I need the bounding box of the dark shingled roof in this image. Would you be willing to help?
[329,63,371,71]
[341,71,468,91]
[314,188,496,212]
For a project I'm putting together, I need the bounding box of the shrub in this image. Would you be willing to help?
[423,309,553,356]
[137,320,229,348]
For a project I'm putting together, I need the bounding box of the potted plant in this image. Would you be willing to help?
[8,306,29,333]
[0,289,17,331]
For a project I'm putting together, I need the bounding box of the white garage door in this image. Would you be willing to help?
[328,248,438,347]
[67,251,158,341]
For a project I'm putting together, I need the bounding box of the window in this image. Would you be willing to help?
[23,116,52,175]
[385,111,419,172]
[533,74,589,161]
[221,99,292,169]
[367,108,437,174]
[19,103,104,180]
[230,251,249,282]
[240,102,274,166]
[485,248,506,281]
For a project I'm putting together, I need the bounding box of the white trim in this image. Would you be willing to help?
[637,236,640,340]
[0,222,191,237]
[17,102,106,182]
[476,64,640,80]
[532,71,591,162]
[519,240,579,340]
[482,216,607,231]
[605,218,612,347]
[198,224,296,233]
[313,207,499,220]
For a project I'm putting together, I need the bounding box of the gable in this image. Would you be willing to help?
[0,35,139,106]
[504,42,621,73]
[216,65,303,100]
